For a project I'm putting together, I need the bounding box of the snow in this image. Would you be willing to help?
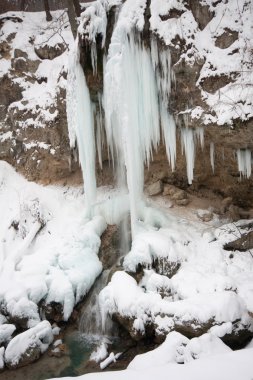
[0,161,106,324]
[98,212,253,338]
[100,352,121,370]
[150,0,253,126]
[90,341,108,363]
[48,337,253,380]
[0,324,16,345]
[4,320,53,367]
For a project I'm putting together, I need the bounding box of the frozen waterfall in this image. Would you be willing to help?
[67,1,252,238]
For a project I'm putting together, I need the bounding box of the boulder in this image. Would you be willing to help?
[147,180,163,196]
[4,321,53,369]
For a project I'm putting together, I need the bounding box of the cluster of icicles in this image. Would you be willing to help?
[67,8,252,236]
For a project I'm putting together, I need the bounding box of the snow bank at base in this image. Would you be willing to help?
[48,333,253,380]
[0,161,106,324]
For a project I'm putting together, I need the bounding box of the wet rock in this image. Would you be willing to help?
[40,301,64,323]
[99,224,120,269]
[221,321,253,349]
[49,343,68,358]
[34,43,66,60]
[147,180,163,196]
[8,315,29,330]
[113,314,145,341]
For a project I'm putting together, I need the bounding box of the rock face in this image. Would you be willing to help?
[0,12,77,183]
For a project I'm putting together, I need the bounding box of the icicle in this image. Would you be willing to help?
[210,142,215,173]
[67,39,96,218]
[237,149,252,178]
[160,105,176,171]
[195,127,204,150]
[91,42,98,74]
[151,37,177,172]
[181,128,195,185]
[96,93,104,169]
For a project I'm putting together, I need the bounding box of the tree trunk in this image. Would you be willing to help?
[66,0,78,38]
[20,0,26,11]
[73,0,81,17]
[44,0,53,22]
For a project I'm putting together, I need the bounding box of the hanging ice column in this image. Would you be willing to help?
[67,42,97,218]
[104,31,160,236]
[103,22,178,236]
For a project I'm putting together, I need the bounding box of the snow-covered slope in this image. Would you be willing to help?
[0,161,106,325]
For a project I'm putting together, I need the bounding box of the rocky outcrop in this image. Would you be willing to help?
[34,43,66,60]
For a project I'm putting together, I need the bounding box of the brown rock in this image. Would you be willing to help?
[171,189,187,201]
[224,230,253,252]
[176,198,190,206]
[147,180,163,196]
[215,29,238,49]
[221,197,233,213]
[5,346,41,369]
[35,43,66,60]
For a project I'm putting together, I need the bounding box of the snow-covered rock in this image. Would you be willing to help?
[4,321,53,369]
